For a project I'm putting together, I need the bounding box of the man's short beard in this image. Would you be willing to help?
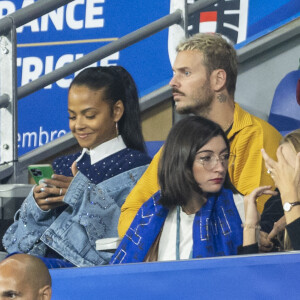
[176,95,213,116]
[175,105,194,115]
[174,79,214,115]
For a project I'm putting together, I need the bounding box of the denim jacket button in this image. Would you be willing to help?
[45,235,52,241]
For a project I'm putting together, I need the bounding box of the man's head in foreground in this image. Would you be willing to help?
[0,254,52,300]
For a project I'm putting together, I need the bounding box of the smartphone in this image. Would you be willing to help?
[28,164,54,185]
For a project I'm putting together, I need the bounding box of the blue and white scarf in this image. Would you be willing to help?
[111,187,243,264]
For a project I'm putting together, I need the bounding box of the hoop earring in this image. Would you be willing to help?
[115,122,119,137]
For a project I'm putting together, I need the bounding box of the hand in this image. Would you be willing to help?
[243,186,277,246]
[261,148,276,176]
[244,186,277,226]
[259,231,274,252]
[268,215,286,244]
[33,174,73,211]
[261,148,300,197]
[276,147,300,196]
[259,216,286,252]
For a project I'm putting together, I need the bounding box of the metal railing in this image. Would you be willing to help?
[1,0,299,184]
[0,0,218,183]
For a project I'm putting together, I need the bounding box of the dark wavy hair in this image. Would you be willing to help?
[69,66,146,153]
[158,116,237,208]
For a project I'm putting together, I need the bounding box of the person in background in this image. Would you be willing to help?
[3,66,151,267]
[260,129,300,251]
[111,116,274,264]
[118,32,282,238]
[0,253,52,300]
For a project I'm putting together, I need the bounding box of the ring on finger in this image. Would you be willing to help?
[59,188,63,196]
[267,169,272,175]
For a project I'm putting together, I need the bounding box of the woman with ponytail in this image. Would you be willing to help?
[3,66,151,267]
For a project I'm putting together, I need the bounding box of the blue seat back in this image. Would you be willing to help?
[145,141,164,158]
[268,69,300,136]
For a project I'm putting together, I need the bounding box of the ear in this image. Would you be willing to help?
[113,100,124,123]
[38,285,52,300]
[210,69,227,92]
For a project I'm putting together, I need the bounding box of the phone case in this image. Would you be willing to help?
[28,164,54,185]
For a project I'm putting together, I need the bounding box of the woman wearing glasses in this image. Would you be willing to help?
[111,116,275,263]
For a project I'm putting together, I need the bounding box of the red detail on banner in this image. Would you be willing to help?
[200,11,217,23]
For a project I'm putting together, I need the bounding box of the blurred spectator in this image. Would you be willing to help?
[261,129,300,251]
[0,253,51,299]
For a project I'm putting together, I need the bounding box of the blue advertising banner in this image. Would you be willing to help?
[0,0,299,155]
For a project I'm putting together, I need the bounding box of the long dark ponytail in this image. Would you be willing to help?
[70,66,146,152]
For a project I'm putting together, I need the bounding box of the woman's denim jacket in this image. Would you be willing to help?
[3,165,148,267]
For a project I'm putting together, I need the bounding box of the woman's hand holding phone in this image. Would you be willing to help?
[33,174,73,211]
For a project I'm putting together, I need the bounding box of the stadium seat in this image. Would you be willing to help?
[268,69,300,136]
[145,141,164,158]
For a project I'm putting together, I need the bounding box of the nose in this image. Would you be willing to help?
[74,116,86,130]
[213,158,227,173]
[169,74,179,88]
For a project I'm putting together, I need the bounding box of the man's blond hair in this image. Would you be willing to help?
[176,33,238,96]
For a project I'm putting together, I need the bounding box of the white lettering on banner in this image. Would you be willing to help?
[85,0,104,28]
[0,1,15,18]
[41,7,64,31]
[21,131,37,148]
[0,0,106,33]
[55,54,75,88]
[17,52,120,89]
[18,127,67,149]
[18,56,43,86]
[66,0,85,30]
[100,52,119,66]
[44,56,54,89]
[17,0,40,33]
